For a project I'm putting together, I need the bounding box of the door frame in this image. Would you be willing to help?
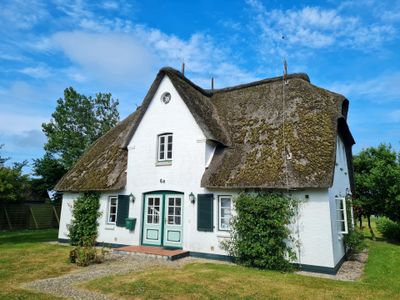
[141,190,184,249]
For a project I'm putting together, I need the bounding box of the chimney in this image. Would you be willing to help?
[211,77,214,90]
[181,62,185,78]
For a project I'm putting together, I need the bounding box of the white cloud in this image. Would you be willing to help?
[19,66,52,79]
[0,112,47,135]
[5,130,46,149]
[101,1,120,10]
[48,24,257,88]
[246,0,396,56]
[328,73,400,102]
[0,0,49,30]
[388,110,400,122]
[52,31,155,85]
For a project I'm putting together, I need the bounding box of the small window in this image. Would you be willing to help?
[158,133,173,161]
[108,196,118,224]
[336,197,348,234]
[218,196,232,231]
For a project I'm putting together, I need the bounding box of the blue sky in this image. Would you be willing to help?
[0,0,399,172]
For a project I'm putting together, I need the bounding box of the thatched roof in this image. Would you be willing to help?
[56,67,354,192]
[55,109,142,192]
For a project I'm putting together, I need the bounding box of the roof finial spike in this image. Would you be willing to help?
[283,58,288,85]
[181,61,185,78]
[211,77,214,90]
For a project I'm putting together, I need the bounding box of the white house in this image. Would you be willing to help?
[56,67,355,274]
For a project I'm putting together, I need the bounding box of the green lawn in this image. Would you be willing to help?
[1,223,400,300]
[0,229,76,299]
[82,223,400,300]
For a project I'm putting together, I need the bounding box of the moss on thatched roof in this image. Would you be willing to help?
[56,67,354,192]
[202,77,353,189]
[55,108,142,192]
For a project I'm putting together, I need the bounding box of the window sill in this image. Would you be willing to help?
[156,160,172,166]
[105,224,116,230]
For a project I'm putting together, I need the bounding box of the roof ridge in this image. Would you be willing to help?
[210,73,310,93]
[160,66,310,95]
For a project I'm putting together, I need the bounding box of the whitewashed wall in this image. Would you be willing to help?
[328,136,352,265]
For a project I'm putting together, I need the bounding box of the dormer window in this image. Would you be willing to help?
[158,133,173,162]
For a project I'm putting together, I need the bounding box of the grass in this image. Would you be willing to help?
[1,220,399,299]
[0,229,76,299]
[82,220,400,300]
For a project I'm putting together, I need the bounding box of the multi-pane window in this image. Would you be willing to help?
[219,196,232,231]
[167,197,182,225]
[147,197,160,224]
[158,133,173,161]
[108,196,118,224]
[336,197,348,234]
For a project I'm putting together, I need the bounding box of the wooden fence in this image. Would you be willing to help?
[0,203,61,230]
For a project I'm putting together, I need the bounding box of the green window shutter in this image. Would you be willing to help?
[197,193,214,232]
[116,195,130,227]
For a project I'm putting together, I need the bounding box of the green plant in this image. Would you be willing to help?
[69,246,110,266]
[344,197,366,253]
[222,192,299,271]
[376,217,400,242]
[68,192,101,246]
[344,228,366,253]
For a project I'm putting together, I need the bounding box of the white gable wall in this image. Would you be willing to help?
[126,75,212,250]
[328,136,352,265]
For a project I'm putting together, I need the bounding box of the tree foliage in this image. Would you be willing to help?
[353,144,400,224]
[68,192,101,246]
[222,192,298,271]
[34,87,119,193]
[31,153,67,200]
[42,87,120,170]
[0,145,30,202]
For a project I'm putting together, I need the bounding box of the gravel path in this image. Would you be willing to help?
[296,250,369,281]
[22,253,192,300]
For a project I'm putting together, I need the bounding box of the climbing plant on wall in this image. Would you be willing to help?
[68,192,101,246]
[222,192,299,271]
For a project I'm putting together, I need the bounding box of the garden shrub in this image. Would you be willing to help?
[344,197,366,254]
[376,217,400,242]
[222,192,299,271]
[69,246,110,266]
[344,228,366,254]
[68,192,101,246]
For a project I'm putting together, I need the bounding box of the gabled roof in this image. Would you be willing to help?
[121,67,230,148]
[55,67,355,192]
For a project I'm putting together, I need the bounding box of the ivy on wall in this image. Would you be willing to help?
[222,192,299,271]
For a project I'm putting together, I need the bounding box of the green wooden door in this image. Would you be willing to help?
[142,192,183,249]
[163,194,183,248]
[142,194,163,246]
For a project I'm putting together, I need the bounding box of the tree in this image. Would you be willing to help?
[42,87,119,169]
[32,153,67,200]
[0,145,30,202]
[34,87,119,192]
[353,144,400,232]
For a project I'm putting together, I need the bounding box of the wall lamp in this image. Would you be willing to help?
[129,193,135,203]
[189,192,196,204]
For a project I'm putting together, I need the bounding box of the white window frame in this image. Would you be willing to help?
[157,133,173,162]
[218,195,232,231]
[107,196,118,224]
[336,197,348,234]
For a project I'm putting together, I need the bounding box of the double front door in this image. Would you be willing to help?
[142,192,183,248]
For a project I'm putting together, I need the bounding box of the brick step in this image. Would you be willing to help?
[113,245,189,261]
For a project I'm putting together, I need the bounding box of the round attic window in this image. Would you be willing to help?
[161,92,171,104]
